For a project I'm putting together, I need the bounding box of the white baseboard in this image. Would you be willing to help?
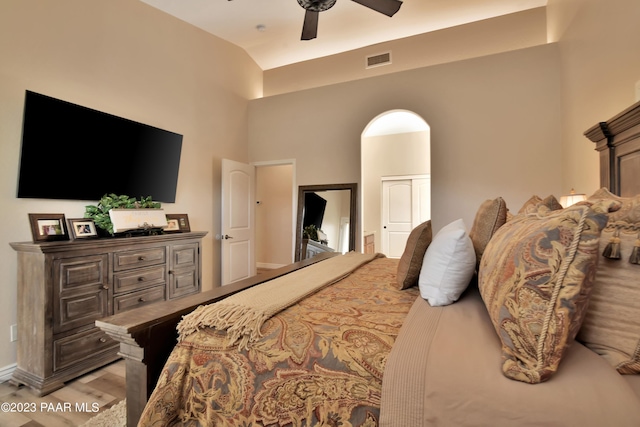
[0,363,16,383]
[257,262,286,270]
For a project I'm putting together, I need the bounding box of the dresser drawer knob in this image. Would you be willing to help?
[99,337,107,343]
[138,297,146,302]
[101,285,109,290]
[138,256,146,261]
[138,277,145,282]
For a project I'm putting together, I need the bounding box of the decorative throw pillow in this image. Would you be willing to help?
[517,195,543,214]
[468,197,508,268]
[395,220,432,290]
[418,219,476,306]
[541,194,564,212]
[518,194,564,215]
[478,201,615,384]
[505,210,515,222]
[577,188,640,374]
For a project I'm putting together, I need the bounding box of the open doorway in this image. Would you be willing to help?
[361,110,431,257]
[254,161,296,269]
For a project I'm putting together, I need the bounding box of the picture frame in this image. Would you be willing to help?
[28,213,69,242]
[165,214,190,233]
[67,218,99,240]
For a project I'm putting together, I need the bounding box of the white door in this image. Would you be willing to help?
[412,177,431,226]
[221,159,256,285]
[381,176,430,258]
[382,180,412,258]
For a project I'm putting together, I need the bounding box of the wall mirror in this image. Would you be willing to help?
[295,183,357,261]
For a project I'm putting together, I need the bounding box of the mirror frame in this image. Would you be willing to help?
[295,183,357,261]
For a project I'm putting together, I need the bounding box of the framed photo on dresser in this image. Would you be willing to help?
[165,214,190,233]
[28,213,69,242]
[67,218,99,240]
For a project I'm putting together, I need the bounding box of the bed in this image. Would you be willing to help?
[97,100,640,426]
[140,253,418,426]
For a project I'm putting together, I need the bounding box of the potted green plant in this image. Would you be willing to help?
[84,194,161,236]
[303,224,328,245]
[303,224,319,241]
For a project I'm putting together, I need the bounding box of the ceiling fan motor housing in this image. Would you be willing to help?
[297,0,337,12]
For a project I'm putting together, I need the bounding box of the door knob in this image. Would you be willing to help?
[223,234,234,240]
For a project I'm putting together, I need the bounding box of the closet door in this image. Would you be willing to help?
[381,176,430,258]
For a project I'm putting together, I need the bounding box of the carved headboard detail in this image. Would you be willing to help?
[584,100,640,196]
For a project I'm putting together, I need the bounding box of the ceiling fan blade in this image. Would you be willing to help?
[351,0,402,17]
[301,10,319,40]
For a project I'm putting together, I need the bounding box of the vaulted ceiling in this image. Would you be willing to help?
[141,0,547,70]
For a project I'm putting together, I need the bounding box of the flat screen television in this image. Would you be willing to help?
[303,192,327,230]
[17,90,183,203]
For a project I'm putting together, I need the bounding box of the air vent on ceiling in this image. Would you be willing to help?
[366,52,392,69]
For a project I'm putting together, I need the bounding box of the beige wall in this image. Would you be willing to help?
[263,8,548,97]
[249,44,564,237]
[0,0,261,369]
[547,0,640,196]
[253,0,640,239]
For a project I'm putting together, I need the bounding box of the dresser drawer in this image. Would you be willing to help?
[53,328,117,372]
[54,288,109,334]
[113,265,166,294]
[113,285,165,314]
[171,243,198,268]
[169,268,199,299]
[113,247,166,271]
[55,255,108,292]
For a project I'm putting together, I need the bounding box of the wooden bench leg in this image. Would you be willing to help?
[106,324,179,427]
[120,343,148,427]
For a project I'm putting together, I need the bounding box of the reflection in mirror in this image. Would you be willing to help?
[295,184,357,261]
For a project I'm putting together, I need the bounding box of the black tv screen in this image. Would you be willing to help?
[303,192,327,230]
[17,90,183,203]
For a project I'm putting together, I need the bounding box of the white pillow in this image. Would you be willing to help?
[418,219,476,306]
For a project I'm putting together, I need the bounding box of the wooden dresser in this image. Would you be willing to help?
[301,238,334,259]
[9,231,206,396]
[364,233,375,254]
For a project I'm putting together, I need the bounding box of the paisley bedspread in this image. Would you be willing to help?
[139,256,418,427]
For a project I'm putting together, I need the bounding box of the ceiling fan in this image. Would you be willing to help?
[297,0,403,40]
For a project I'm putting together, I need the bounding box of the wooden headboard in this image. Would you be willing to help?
[584,100,640,196]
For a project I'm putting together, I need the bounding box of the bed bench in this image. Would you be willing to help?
[96,252,338,427]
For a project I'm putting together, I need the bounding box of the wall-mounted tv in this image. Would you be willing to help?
[17,90,183,203]
[303,192,327,230]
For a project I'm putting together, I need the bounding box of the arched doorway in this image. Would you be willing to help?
[361,110,431,257]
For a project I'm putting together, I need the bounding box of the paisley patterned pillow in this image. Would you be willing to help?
[478,202,614,384]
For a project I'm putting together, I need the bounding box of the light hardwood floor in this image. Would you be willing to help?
[0,359,125,427]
